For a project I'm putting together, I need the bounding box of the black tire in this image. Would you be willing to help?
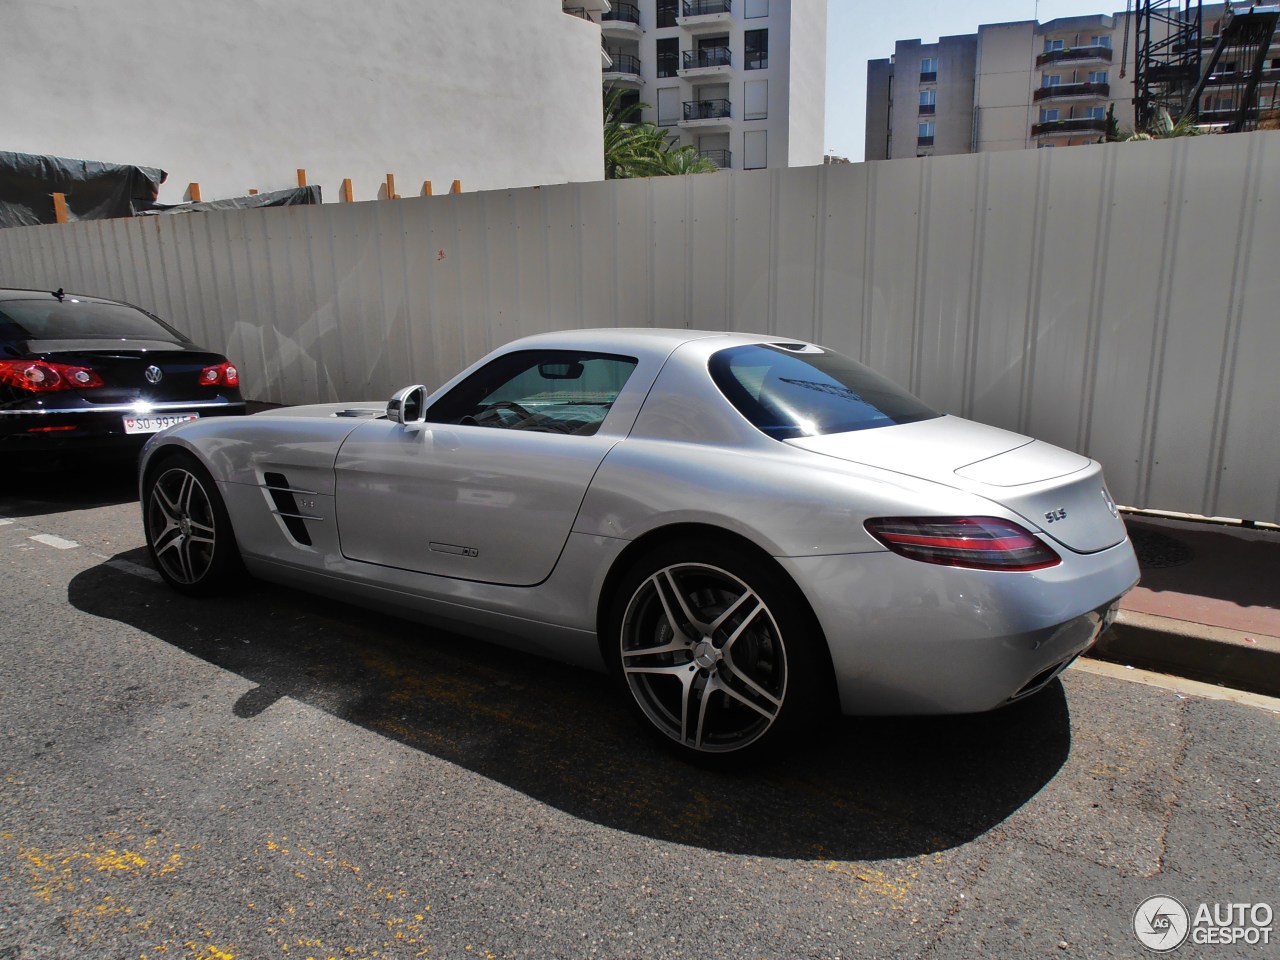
[605,538,828,765]
[142,450,242,596]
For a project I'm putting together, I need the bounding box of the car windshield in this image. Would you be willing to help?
[0,297,188,342]
[709,343,938,439]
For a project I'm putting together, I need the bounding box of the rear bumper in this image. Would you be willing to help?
[777,538,1141,716]
[0,400,246,455]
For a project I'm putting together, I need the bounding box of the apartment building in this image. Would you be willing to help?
[865,2,1276,160]
[571,0,827,170]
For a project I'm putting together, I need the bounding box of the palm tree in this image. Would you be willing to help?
[603,88,718,179]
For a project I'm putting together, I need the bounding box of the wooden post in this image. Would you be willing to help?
[52,193,69,224]
[341,178,354,203]
[385,173,396,199]
[421,180,433,197]
[450,179,462,194]
[187,182,202,202]
[296,168,307,187]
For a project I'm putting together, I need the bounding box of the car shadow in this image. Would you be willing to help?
[68,551,1073,861]
[0,456,139,516]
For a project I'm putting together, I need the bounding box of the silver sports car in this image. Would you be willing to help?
[140,329,1139,762]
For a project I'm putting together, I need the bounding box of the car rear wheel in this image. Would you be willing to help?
[608,540,826,764]
[143,451,241,595]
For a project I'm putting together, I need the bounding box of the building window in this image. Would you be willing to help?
[1044,38,1065,52]
[920,56,937,82]
[618,90,641,119]
[657,0,678,28]
[745,29,768,70]
[656,86,680,126]
[656,37,679,78]
[1088,70,1109,84]
[1090,35,1112,48]
[918,88,935,115]
[745,78,768,120]
[744,129,767,169]
[1039,107,1059,122]
[1084,106,1106,120]
[917,120,935,146]
[745,0,769,17]
[1042,74,1061,87]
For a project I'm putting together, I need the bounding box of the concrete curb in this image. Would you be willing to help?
[1086,610,1280,699]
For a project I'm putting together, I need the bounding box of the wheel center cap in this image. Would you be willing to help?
[179,517,192,537]
[693,639,720,670]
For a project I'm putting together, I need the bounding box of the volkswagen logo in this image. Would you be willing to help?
[144,365,163,384]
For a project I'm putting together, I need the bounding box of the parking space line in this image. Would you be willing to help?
[29,534,80,550]
[104,558,163,583]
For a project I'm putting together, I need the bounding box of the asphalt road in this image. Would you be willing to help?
[1,464,1277,960]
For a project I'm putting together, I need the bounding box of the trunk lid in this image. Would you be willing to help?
[26,339,232,404]
[786,415,1127,553]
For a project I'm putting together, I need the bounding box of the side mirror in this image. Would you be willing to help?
[387,384,427,424]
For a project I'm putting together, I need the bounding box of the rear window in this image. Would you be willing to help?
[0,297,188,342]
[709,343,938,439]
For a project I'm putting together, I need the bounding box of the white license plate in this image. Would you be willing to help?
[122,413,200,435]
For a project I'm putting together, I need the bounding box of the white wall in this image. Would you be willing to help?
[2,134,1279,522]
[5,0,604,204]
[785,0,828,166]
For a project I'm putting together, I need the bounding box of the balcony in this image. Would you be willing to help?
[917,136,935,147]
[679,46,732,78]
[678,0,732,33]
[919,71,937,83]
[918,103,936,115]
[1035,45,1113,68]
[1033,81,1111,102]
[602,2,642,36]
[700,148,732,168]
[603,53,643,85]
[681,98,732,129]
[1031,116,1108,138]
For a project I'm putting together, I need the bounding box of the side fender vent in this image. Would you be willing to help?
[263,471,314,546]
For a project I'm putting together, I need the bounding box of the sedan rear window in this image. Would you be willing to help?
[0,298,188,342]
[709,343,938,439]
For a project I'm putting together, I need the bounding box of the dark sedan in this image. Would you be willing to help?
[0,287,244,460]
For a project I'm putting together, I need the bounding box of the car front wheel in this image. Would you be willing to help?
[143,451,241,595]
[608,540,826,764]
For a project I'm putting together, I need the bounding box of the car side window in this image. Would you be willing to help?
[425,350,638,436]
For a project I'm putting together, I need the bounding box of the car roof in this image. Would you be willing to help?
[499,327,797,363]
[0,287,125,306]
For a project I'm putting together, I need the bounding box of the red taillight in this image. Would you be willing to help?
[0,359,105,393]
[865,516,1061,571]
[199,361,239,388]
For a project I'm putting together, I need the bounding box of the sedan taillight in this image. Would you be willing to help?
[199,361,239,387]
[865,516,1061,571]
[0,359,105,393]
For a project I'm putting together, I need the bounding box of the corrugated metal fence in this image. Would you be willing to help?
[2,133,1278,521]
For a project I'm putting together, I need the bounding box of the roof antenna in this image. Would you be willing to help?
[51,287,65,302]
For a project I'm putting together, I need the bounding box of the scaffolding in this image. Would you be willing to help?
[1183,3,1280,131]
[1132,1,1204,130]
[1132,1,1280,132]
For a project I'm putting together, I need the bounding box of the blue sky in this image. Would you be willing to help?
[825,0,1129,159]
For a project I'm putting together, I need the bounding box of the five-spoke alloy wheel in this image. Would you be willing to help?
[143,452,240,595]
[609,541,824,762]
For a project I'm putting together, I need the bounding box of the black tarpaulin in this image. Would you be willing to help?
[0,151,167,228]
[143,185,322,214]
